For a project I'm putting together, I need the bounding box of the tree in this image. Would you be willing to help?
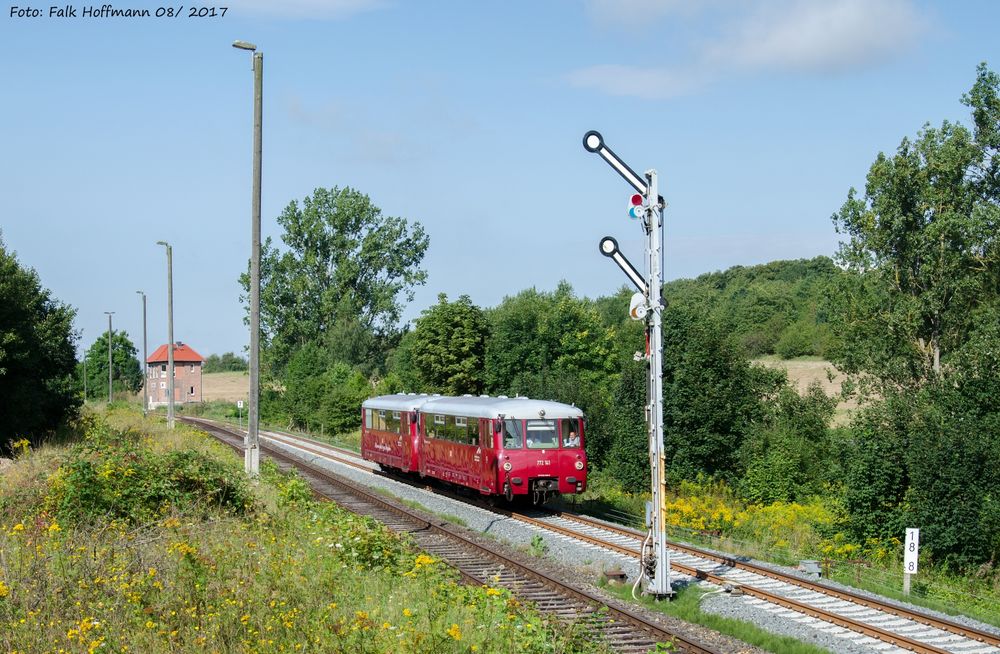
[483,283,618,465]
[484,282,617,394]
[281,343,370,436]
[829,63,1000,387]
[0,236,79,448]
[81,330,142,400]
[243,186,429,375]
[606,359,648,491]
[737,384,837,503]
[203,352,248,373]
[661,306,784,482]
[411,294,489,395]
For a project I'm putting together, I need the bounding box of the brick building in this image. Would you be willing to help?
[146,342,204,408]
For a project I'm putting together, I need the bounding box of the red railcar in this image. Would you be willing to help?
[361,394,587,504]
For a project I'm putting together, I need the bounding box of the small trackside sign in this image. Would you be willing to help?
[904,528,919,574]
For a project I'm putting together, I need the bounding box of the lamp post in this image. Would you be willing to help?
[233,38,262,476]
[156,241,175,428]
[136,290,148,416]
[104,311,115,404]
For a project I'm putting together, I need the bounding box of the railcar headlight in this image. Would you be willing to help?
[503,461,512,472]
[574,460,584,470]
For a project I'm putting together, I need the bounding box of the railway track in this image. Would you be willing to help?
[182,417,726,654]
[534,511,1000,653]
[188,418,1000,654]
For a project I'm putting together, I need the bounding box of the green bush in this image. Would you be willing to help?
[45,417,253,525]
[775,320,832,359]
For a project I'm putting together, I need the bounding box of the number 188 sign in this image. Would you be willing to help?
[904,528,920,574]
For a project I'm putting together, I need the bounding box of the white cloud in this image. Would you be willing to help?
[705,0,926,74]
[571,0,928,99]
[233,0,386,19]
[567,64,702,99]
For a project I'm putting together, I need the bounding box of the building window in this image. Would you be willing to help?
[160,382,166,389]
[189,386,194,395]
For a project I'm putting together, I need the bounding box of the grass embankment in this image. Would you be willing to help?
[568,472,1000,630]
[0,407,609,654]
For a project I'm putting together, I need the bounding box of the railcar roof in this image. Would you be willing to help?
[361,394,434,412]
[362,394,583,419]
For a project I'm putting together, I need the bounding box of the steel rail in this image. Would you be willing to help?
[182,417,724,654]
[499,510,954,654]
[191,419,998,654]
[548,509,1000,650]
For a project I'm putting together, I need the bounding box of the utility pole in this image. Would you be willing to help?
[82,329,87,401]
[104,311,115,404]
[136,290,148,416]
[157,241,175,428]
[585,130,672,599]
[233,39,262,476]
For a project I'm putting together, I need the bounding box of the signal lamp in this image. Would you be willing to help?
[628,193,646,219]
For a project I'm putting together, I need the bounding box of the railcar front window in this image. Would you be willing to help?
[503,420,523,449]
[526,420,557,449]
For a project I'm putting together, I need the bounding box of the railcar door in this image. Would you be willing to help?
[399,412,411,471]
[475,418,497,494]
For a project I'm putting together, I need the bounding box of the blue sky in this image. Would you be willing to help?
[2,0,998,358]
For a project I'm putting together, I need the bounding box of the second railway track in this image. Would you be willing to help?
[186,417,1000,654]
[183,417,730,654]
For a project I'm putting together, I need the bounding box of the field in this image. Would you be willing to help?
[754,356,858,423]
[201,371,248,402]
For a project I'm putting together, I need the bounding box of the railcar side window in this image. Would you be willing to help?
[378,410,386,431]
[561,418,582,448]
[468,418,480,446]
[364,409,373,429]
[503,419,523,449]
[455,417,468,444]
[526,419,557,449]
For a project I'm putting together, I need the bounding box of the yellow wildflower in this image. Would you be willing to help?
[446,623,462,641]
[0,580,9,598]
[402,608,412,617]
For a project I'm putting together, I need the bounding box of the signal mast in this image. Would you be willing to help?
[584,131,672,599]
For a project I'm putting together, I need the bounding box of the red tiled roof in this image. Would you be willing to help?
[146,343,204,363]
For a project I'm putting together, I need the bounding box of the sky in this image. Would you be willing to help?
[1,0,998,359]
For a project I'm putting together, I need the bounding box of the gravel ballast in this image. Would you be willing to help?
[262,432,1000,654]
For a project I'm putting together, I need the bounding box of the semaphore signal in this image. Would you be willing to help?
[584,130,673,600]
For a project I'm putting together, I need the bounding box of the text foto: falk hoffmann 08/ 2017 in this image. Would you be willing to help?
[10,5,228,18]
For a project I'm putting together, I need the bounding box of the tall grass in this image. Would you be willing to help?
[0,407,611,653]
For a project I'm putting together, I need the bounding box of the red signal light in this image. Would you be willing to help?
[630,193,644,206]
